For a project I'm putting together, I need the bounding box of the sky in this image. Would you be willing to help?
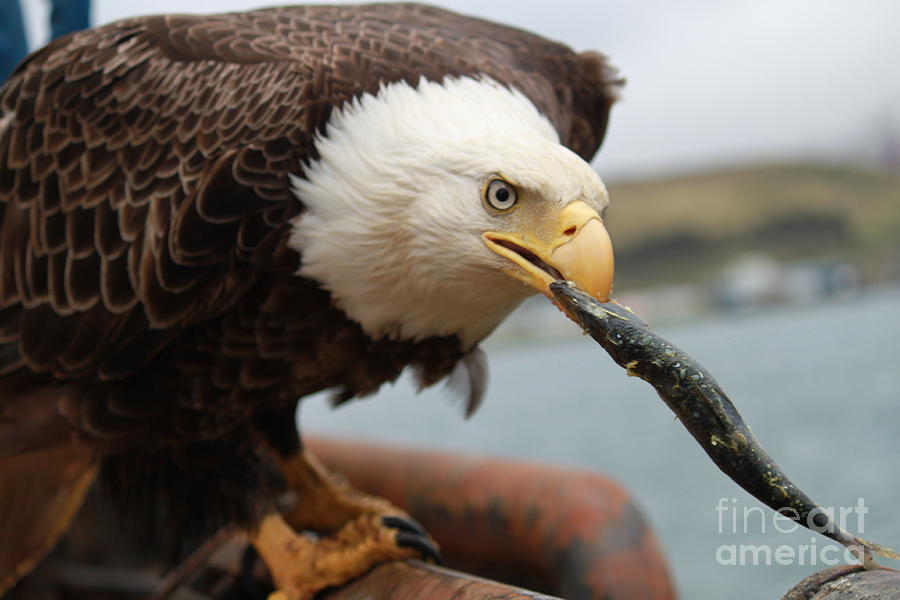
[19,0,900,179]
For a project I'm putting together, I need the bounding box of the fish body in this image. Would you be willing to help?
[549,280,897,568]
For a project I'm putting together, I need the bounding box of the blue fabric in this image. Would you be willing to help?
[49,0,90,40]
[0,0,29,82]
[1,0,91,83]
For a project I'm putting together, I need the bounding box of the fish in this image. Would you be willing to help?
[549,280,898,568]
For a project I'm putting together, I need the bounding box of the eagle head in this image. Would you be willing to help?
[289,77,614,347]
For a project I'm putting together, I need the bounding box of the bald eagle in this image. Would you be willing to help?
[0,3,619,597]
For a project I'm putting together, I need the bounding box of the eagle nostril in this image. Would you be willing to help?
[563,225,577,237]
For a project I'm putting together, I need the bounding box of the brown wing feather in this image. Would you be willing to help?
[0,3,619,384]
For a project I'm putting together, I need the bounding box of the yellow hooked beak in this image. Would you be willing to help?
[483,201,614,301]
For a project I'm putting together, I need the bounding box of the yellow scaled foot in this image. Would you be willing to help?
[252,512,436,600]
[250,447,439,599]
[279,449,408,533]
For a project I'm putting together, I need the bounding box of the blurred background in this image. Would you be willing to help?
[9,1,900,598]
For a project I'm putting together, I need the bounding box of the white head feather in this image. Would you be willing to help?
[289,76,608,347]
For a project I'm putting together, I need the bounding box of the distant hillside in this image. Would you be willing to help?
[603,164,900,289]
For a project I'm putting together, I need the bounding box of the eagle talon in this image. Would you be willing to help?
[382,514,441,563]
[249,511,438,600]
[381,514,428,538]
[394,530,443,564]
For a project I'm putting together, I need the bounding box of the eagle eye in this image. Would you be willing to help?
[484,179,518,210]
[485,179,518,211]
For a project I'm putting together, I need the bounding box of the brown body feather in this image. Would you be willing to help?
[0,1,619,580]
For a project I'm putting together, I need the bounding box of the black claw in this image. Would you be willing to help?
[382,515,427,537]
[395,531,443,564]
[382,516,442,563]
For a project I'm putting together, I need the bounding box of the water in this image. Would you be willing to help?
[302,287,900,599]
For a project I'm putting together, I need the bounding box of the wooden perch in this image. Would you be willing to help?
[322,560,561,600]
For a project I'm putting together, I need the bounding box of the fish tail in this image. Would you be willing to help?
[858,538,900,561]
